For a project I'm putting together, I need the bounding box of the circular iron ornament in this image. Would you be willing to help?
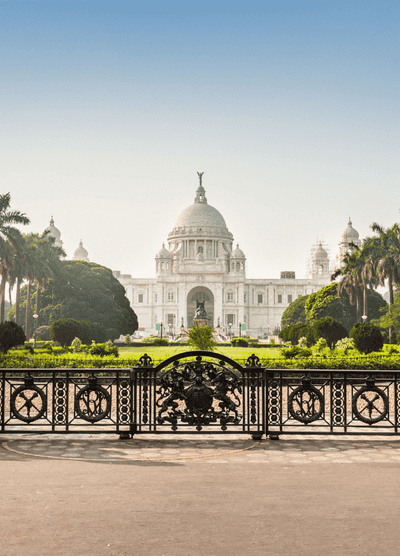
[75,385,111,423]
[185,383,213,415]
[288,384,324,424]
[11,385,47,423]
[352,386,389,425]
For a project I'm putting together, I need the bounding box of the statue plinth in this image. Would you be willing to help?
[192,318,209,328]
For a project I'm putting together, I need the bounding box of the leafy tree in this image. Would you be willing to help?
[374,289,400,341]
[188,325,216,351]
[350,323,384,354]
[0,321,26,353]
[281,295,309,326]
[279,322,312,345]
[11,260,138,339]
[305,282,386,332]
[312,317,348,349]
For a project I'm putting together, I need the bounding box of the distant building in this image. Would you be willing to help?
[47,176,359,337]
[113,175,352,337]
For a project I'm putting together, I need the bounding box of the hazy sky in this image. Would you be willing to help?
[2,0,399,279]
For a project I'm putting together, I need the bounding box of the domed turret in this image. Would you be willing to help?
[156,243,172,275]
[230,243,246,274]
[339,218,361,263]
[45,216,63,248]
[73,239,89,262]
[156,243,172,259]
[310,241,330,278]
[342,218,360,243]
[231,244,245,258]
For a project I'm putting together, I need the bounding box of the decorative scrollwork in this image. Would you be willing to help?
[138,354,153,367]
[332,381,345,426]
[352,385,389,425]
[288,383,324,424]
[75,384,111,423]
[156,358,242,431]
[246,354,261,367]
[11,384,47,423]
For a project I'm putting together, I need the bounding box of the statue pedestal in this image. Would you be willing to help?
[192,319,209,328]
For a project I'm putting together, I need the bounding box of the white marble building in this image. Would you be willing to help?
[112,175,355,338]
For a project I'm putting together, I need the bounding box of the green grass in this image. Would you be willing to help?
[118,345,282,363]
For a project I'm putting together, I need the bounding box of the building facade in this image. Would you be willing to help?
[113,175,339,338]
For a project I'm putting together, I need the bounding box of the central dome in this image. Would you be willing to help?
[173,176,228,230]
[175,203,227,229]
[168,174,233,247]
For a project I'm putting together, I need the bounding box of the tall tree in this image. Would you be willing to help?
[370,223,400,341]
[0,193,30,322]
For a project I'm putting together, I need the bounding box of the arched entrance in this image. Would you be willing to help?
[187,286,214,327]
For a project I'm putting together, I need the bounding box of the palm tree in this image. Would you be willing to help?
[370,223,400,341]
[33,232,65,324]
[0,193,30,322]
[22,232,65,337]
[332,249,363,323]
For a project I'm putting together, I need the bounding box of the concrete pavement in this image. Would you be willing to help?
[1,433,400,556]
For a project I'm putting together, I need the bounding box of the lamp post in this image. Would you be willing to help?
[33,313,39,349]
[239,321,242,337]
[160,321,163,340]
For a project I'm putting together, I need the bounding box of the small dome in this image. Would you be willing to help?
[156,243,172,258]
[342,218,359,242]
[313,242,328,260]
[45,216,63,248]
[73,239,89,261]
[231,243,245,258]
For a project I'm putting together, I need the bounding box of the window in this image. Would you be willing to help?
[167,292,174,301]
[138,294,144,303]
[167,314,174,325]
[227,292,234,302]
[236,262,240,271]
[244,293,247,303]
[288,294,293,304]
[277,294,282,303]
[198,246,203,254]
[226,314,235,325]
[257,294,263,304]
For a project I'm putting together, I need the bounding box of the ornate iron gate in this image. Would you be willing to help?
[1,350,400,438]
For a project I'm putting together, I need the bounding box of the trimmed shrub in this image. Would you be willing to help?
[50,319,84,347]
[71,337,82,353]
[350,323,384,354]
[36,325,51,341]
[88,342,119,357]
[0,321,26,353]
[312,317,348,349]
[231,338,249,347]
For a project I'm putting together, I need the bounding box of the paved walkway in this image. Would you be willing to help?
[1,433,400,556]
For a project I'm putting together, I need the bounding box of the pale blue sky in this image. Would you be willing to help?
[1,0,399,278]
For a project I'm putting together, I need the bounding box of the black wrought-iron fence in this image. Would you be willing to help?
[1,351,399,438]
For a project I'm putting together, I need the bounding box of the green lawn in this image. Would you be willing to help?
[118,345,281,363]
